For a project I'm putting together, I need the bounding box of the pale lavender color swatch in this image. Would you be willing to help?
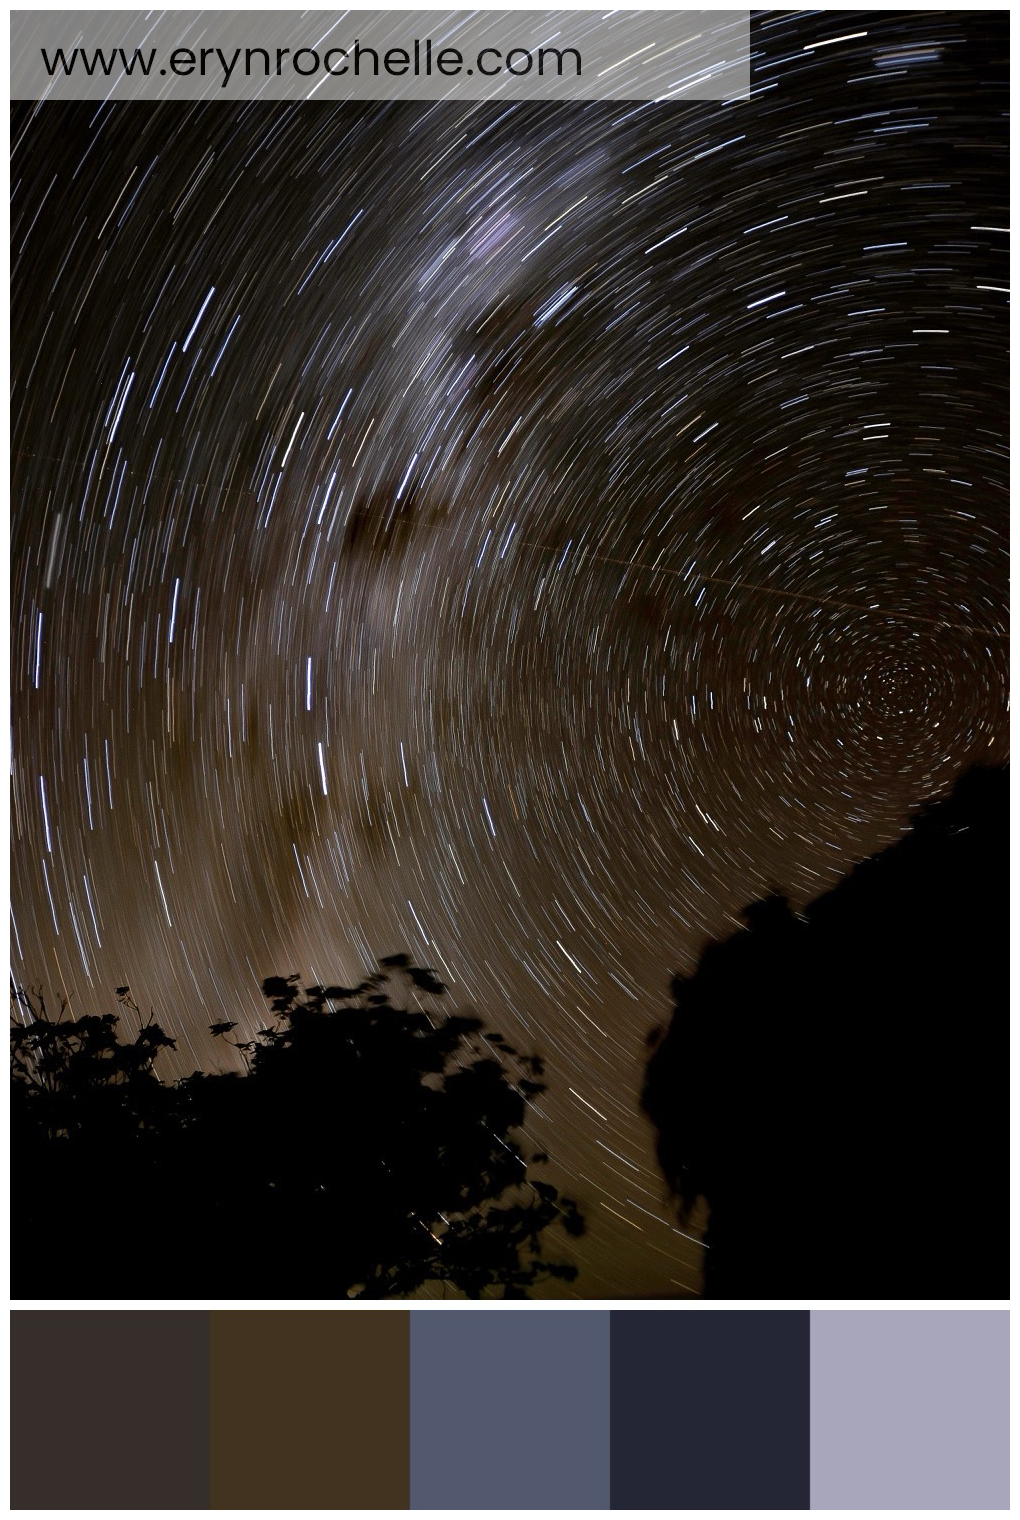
[810,1310,1009,1509]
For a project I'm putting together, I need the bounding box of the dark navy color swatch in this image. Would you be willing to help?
[610,1309,811,1509]
[411,1309,610,1509]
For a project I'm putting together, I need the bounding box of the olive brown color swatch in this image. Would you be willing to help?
[210,1309,410,1508]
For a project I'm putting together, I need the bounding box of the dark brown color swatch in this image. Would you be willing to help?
[210,1308,409,1508]
[10,1309,210,1509]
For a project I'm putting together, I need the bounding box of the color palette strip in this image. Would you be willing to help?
[10,1310,1008,1509]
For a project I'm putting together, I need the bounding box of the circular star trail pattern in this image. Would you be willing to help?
[12,14,1008,1295]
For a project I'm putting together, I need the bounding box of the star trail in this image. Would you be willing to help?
[11,13,1008,1295]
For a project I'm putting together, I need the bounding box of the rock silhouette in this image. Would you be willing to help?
[643,765,1007,1297]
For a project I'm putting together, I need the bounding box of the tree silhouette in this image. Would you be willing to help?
[12,958,583,1299]
[643,765,1007,1298]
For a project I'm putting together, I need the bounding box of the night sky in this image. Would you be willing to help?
[11,13,1008,1295]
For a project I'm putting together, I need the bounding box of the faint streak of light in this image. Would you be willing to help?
[556,940,585,975]
[168,578,180,643]
[597,40,655,77]
[153,859,172,926]
[83,874,102,946]
[569,1088,608,1121]
[280,410,304,470]
[182,286,215,352]
[39,775,52,853]
[396,452,418,501]
[804,31,867,49]
[601,1201,644,1230]
[596,1139,641,1171]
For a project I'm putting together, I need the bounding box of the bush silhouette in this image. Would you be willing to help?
[12,958,583,1299]
[643,765,1007,1298]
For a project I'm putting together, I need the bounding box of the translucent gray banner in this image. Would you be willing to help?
[12,10,750,103]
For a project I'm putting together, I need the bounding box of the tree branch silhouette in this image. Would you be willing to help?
[12,957,583,1299]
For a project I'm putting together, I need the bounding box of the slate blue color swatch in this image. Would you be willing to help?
[410,1309,611,1509]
